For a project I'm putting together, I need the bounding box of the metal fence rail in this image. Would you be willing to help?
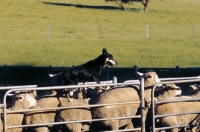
[0,24,199,41]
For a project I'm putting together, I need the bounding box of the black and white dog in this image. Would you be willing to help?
[61,48,117,85]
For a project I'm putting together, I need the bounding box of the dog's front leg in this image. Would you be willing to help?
[93,75,107,92]
[93,75,100,84]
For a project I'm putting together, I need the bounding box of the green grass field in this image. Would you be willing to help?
[0,0,200,68]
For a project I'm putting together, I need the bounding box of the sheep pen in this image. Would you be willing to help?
[0,73,199,132]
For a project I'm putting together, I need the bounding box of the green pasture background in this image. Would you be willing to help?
[0,0,200,68]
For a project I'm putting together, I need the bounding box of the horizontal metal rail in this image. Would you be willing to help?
[6,101,140,113]
[7,115,141,129]
[124,76,200,83]
[156,97,200,105]
[160,76,200,81]
[0,80,115,90]
[0,85,38,90]
[100,128,142,132]
[155,111,200,118]
[155,124,192,131]
[2,82,137,93]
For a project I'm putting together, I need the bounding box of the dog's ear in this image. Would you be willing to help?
[102,48,108,54]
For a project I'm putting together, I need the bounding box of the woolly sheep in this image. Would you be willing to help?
[0,90,37,132]
[56,98,92,132]
[91,71,161,131]
[156,83,182,100]
[155,84,200,132]
[147,83,182,131]
[54,84,110,132]
[187,84,200,96]
[24,91,69,132]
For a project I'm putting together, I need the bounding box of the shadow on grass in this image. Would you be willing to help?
[43,2,141,11]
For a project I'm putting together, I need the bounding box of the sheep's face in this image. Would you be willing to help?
[187,84,199,96]
[13,90,37,109]
[159,83,182,98]
[138,72,161,87]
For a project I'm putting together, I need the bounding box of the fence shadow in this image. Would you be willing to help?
[43,2,122,10]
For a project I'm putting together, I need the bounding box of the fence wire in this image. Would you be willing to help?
[0,24,199,42]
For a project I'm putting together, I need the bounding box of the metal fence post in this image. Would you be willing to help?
[48,25,51,42]
[192,25,194,37]
[4,65,7,86]
[176,66,180,77]
[146,24,149,39]
[140,77,145,132]
[22,66,26,85]
[99,24,101,39]
[134,66,138,79]
[112,76,117,84]
[105,66,109,81]
[49,65,53,84]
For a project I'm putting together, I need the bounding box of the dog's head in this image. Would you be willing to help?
[102,48,117,67]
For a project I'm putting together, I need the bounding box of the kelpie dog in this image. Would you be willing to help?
[61,48,117,85]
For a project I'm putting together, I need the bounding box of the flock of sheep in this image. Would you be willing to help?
[0,71,200,132]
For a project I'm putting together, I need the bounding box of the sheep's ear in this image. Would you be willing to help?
[137,72,144,77]
[189,85,197,90]
[137,72,151,78]
[29,90,37,97]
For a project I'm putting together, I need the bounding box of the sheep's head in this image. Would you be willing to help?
[156,83,182,99]
[137,72,161,87]
[187,84,200,97]
[11,90,37,110]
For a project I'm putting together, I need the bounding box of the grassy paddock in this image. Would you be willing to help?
[0,0,200,68]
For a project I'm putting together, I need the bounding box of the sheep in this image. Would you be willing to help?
[155,84,200,132]
[91,71,162,131]
[24,90,69,132]
[54,85,111,132]
[0,90,37,132]
[155,83,182,100]
[187,84,200,96]
[56,98,92,132]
